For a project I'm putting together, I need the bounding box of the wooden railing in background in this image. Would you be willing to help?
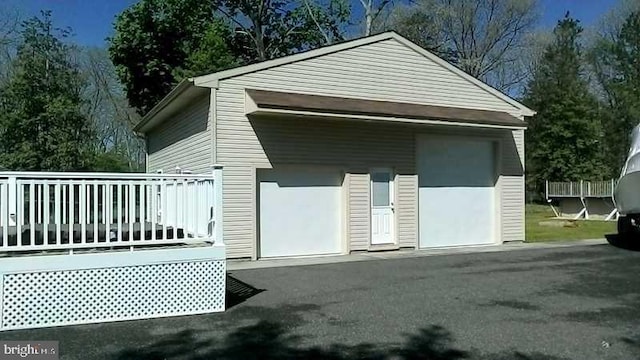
[546,179,616,198]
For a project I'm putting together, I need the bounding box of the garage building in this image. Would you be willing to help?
[135,31,535,260]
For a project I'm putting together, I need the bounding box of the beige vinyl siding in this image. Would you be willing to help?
[220,39,524,116]
[501,129,525,242]
[396,174,419,247]
[217,115,418,257]
[346,171,418,251]
[222,165,255,257]
[147,96,211,173]
[348,173,370,251]
[216,37,526,258]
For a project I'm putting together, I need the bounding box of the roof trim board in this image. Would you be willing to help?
[138,31,535,134]
[193,32,534,117]
[246,89,527,130]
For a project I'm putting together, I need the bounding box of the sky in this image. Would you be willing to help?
[5,0,621,47]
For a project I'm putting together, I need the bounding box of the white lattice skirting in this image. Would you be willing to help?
[0,245,225,331]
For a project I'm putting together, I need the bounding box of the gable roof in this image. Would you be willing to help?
[135,31,534,133]
[192,31,534,116]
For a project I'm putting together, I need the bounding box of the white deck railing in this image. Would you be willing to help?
[546,179,616,198]
[0,166,223,252]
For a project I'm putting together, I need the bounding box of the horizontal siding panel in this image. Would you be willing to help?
[216,38,525,257]
[349,173,370,251]
[222,166,254,258]
[397,174,418,248]
[147,96,211,174]
[237,71,497,99]
[223,39,524,116]
[219,118,418,257]
[501,129,525,242]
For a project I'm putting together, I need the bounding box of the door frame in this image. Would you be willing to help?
[254,164,348,259]
[369,167,396,246]
[415,133,503,248]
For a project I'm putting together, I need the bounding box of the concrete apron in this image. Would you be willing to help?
[227,239,607,271]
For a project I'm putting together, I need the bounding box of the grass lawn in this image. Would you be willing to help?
[525,204,616,242]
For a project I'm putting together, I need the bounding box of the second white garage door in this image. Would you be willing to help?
[258,167,343,258]
[417,136,497,248]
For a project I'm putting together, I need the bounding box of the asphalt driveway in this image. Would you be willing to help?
[3,242,640,360]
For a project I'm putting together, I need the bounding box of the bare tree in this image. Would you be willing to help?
[0,4,21,85]
[386,0,540,93]
[81,48,144,170]
[358,0,393,36]
[591,0,640,41]
[214,0,348,61]
[379,4,454,60]
[302,0,333,44]
[585,0,640,101]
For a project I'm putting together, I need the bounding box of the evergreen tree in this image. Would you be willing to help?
[602,11,640,176]
[523,16,606,194]
[0,11,94,171]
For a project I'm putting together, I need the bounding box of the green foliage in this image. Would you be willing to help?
[91,150,136,172]
[215,0,350,62]
[525,204,615,242]
[108,0,237,115]
[523,16,606,193]
[109,0,350,116]
[81,47,145,171]
[176,20,239,79]
[0,11,94,171]
[595,12,640,176]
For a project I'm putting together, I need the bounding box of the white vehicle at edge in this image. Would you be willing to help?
[614,124,640,234]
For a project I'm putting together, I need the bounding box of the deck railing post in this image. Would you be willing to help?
[212,165,224,245]
[545,180,548,200]
[611,178,615,197]
[7,175,16,226]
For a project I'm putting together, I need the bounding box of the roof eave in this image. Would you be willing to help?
[133,78,195,133]
[248,108,527,130]
[245,89,527,129]
[143,30,538,132]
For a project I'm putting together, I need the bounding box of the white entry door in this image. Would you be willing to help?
[417,136,496,248]
[371,169,395,245]
[258,167,343,258]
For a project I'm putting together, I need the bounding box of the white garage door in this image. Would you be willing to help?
[417,136,496,248]
[258,167,343,258]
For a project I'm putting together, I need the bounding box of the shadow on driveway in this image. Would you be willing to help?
[114,321,464,360]
[226,273,265,309]
[605,233,640,251]
[113,320,566,360]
